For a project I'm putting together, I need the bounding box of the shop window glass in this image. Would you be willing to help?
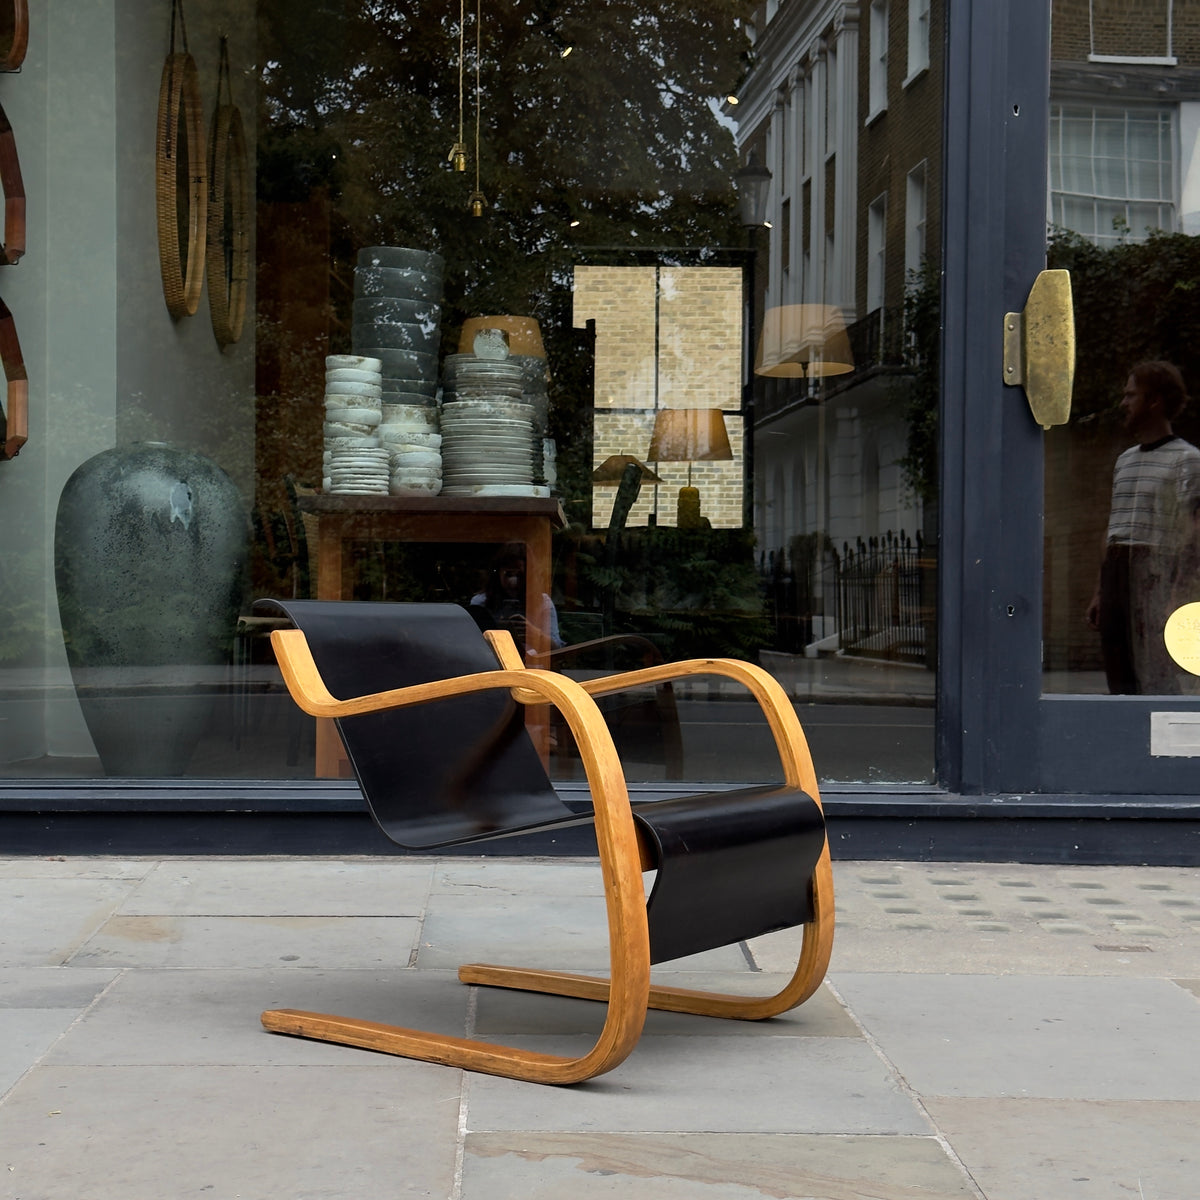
[1044,0,1200,698]
[0,0,939,791]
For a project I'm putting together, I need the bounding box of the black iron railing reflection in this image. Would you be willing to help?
[760,528,930,664]
[754,305,908,425]
[835,531,927,662]
[845,305,909,372]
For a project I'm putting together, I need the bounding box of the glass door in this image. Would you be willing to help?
[945,0,1200,796]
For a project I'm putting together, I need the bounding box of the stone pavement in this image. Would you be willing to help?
[1,855,1197,1199]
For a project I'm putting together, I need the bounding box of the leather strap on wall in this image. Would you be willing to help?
[156,1,206,318]
[0,0,28,73]
[0,1,29,459]
[0,100,24,265]
[0,295,26,459]
[206,37,248,346]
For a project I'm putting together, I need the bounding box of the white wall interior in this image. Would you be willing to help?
[0,0,257,765]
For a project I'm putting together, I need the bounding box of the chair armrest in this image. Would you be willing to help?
[272,627,573,719]
[572,657,821,802]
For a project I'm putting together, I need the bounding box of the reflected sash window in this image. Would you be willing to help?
[1049,103,1176,245]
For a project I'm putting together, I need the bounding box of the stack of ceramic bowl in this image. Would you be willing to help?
[323,354,389,494]
[353,247,444,405]
[459,316,551,480]
[440,347,547,497]
[378,404,443,496]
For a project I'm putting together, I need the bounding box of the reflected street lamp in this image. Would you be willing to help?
[735,154,773,229]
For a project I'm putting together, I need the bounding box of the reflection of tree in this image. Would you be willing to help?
[898,258,940,504]
[256,0,749,317]
[1048,227,1200,435]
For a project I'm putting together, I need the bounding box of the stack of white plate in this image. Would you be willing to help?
[441,353,525,404]
[323,354,389,495]
[440,397,548,497]
[378,404,443,496]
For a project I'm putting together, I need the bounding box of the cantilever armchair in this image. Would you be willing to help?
[258,599,834,1085]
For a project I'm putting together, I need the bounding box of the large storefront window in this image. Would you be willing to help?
[0,1,939,790]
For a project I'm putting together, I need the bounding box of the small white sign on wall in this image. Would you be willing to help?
[1150,711,1200,757]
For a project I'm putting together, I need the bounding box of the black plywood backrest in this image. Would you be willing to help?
[257,600,577,848]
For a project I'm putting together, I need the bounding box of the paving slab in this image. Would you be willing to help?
[431,857,609,896]
[0,858,155,880]
[67,913,423,970]
[466,1035,931,1134]
[0,967,119,1009]
[473,974,859,1038]
[0,968,121,1097]
[0,1010,88,1097]
[461,1132,978,1199]
[41,967,471,1067]
[0,1064,462,1200]
[749,862,1200,977]
[0,879,141,966]
[831,974,1200,1100]
[117,857,436,916]
[416,890,746,972]
[924,1097,1200,1200]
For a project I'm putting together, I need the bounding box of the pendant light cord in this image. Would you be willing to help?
[457,0,465,149]
[474,0,482,195]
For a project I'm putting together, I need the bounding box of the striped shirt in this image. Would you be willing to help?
[1106,435,1200,549]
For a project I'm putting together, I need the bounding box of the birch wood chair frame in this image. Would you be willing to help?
[260,601,834,1085]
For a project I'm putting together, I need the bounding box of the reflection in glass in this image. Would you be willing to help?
[1044,0,1200,696]
[1,0,942,789]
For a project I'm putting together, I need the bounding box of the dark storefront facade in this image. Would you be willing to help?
[0,0,1197,862]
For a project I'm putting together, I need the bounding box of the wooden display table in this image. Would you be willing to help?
[296,492,567,776]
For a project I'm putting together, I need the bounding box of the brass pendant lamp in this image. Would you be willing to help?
[447,0,468,171]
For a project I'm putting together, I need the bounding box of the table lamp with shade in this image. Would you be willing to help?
[591,454,664,533]
[647,408,733,529]
[591,454,664,486]
[755,304,854,378]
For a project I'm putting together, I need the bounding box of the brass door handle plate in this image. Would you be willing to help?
[1002,268,1075,429]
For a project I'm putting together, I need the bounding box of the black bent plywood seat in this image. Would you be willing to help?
[257,598,834,1084]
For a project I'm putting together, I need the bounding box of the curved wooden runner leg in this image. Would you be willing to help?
[260,1006,636,1085]
[461,843,835,1022]
[262,669,653,1085]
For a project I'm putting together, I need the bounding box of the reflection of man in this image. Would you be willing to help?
[467,543,563,657]
[1086,361,1200,693]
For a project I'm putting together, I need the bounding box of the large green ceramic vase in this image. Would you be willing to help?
[54,443,248,776]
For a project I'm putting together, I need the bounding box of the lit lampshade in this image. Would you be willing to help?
[755,304,854,378]
[647,408,733,465]
[647,409,732,530]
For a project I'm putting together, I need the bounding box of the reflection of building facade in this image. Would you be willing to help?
[737,0,1200,671]
[735,0,943,654]
[1051,1,1200,241]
